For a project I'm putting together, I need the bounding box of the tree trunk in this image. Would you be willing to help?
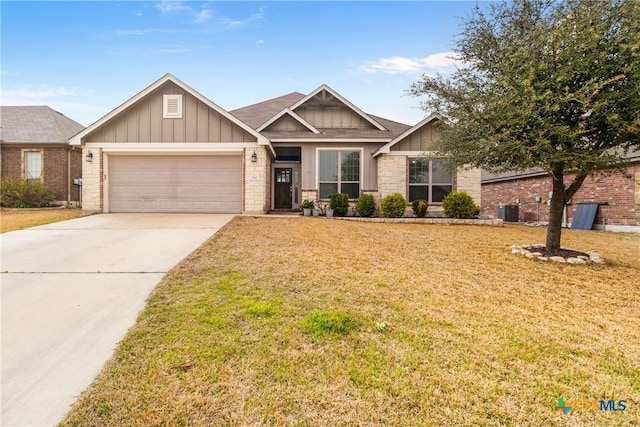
[546,166,566,255]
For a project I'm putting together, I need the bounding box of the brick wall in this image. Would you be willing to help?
[482,163,640,227]
[1,145,82,202]
[82,148,102,213]
[377,154,407,199]
[243,146,269,213]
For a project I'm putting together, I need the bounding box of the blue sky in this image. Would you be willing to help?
[2,1,482,126]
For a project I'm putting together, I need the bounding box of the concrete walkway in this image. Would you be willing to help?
[1,213,234,427]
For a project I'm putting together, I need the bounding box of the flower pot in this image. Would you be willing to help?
[312,209,320,217]
[326,209,334,218]
[303,208,311,216]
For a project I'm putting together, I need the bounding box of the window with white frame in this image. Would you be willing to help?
[408,158,452,203]
[24,151,43,183]
[318,149,361,199]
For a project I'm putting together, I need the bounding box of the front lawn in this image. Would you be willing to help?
[1,207,84,233]
[60,218,639,426]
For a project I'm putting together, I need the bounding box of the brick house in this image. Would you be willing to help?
[70,74,481,214]
[481,150,640,232]
[0,106,84,205]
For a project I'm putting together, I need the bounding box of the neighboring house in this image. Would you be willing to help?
[481,150,640,232]
[70,74,480,214]
[0,106,84,204]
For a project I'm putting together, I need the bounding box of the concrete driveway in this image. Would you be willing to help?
[1,213,234,427]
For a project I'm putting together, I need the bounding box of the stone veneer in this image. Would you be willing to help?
[244,146,269,213]
[82,147,102,213]
[377,154,407,199]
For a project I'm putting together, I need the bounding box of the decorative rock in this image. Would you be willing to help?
[549,256,567,263]
[539,257,548,262]
[530,252,543,257]
[510,244,605,265]
[566,257,587,264]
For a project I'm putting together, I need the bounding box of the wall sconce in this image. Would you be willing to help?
[251,150,257,163]
[85,150,93,162]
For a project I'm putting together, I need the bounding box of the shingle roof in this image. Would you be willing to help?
[0,106,85,144]
[230,91,411,140]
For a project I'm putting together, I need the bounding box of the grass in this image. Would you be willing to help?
[60,218,639,426]
[1,207,83,233]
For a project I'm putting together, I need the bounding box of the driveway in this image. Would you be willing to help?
[1,213,234,427]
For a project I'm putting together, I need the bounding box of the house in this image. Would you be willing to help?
[481,149,640,232]
[70,74,480,214]
[0,106,85,205]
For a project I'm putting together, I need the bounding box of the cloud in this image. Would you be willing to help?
[194,9,212,23]
[2,87,81,104]
[360,51,462,75]
[156,1,190,15]
[256,39,264,44]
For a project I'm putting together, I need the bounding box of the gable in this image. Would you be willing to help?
[263,114,313,132]
[391,120,441,151]
[83,81,256,143]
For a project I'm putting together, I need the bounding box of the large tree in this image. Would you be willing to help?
[410,0,640,254]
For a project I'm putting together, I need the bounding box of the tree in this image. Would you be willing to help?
[409,0,640,254]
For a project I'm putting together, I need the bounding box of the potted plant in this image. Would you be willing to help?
[301,199,315,216]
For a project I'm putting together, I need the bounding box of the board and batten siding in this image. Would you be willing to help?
[264,115,310,132]
[390,121,441,152]
[83,81,257,144]
[296,107,375,129]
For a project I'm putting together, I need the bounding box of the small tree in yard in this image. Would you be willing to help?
[409,0,640,255]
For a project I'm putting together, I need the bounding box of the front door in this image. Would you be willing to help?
[274,168,292,209]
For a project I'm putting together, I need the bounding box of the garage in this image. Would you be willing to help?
[108,155,242,213]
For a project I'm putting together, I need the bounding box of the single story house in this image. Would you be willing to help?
[481,149,640,232]
[70,74,480,214]
[0,106,84,205]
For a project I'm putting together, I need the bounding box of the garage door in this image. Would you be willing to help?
[109,155,242,213]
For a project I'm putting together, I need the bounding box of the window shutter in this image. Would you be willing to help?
[163,94,183,118]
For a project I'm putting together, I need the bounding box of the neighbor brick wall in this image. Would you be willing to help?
[482,163,639,226]
[1,145,82,202]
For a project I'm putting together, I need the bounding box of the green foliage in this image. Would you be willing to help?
[356,194,376,217]
[329,193,349,217]
[409,0,640,253]
[442,191,480,219]
[302,310,356,339]
[300,199,315,209]
[380,193,407,218]
[1,177,55,208]
[411,199,428,217]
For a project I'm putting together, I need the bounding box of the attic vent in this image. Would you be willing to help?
[163,94,183,119]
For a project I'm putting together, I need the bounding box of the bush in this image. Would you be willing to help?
[300,199,315,209]
[442,191,480,219]
[380,193,407,218]
[329,193,349,217]
[411,199,428,217]
[1,177,54,208]
[356,194,376,217]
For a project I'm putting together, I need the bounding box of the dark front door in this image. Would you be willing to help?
[274,168,292,209]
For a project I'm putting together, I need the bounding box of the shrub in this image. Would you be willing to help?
[329,193,349,217]
[411,199,428,217]
[380,193,407,218]
[442,191,480,219]
[1,177,54,208]
[356,194,376,217]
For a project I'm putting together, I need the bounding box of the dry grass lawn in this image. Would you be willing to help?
[1,207,83,233]
[60,217,639,426]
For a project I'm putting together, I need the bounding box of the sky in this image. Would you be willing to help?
[1,1,483,127]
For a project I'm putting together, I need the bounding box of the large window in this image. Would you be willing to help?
[24,151,43,183]
[319,149,361,199]
[408,158,452,203]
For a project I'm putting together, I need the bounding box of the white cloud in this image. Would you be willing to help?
[155,1,190,15]
[1,87,81,104]
[194,9,212,24]
[360,51,462,75]
[256,39,264,44]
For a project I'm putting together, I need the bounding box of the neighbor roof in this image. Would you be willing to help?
[0,106,85,144]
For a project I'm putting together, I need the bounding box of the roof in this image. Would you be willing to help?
[230,88,411,141]
[70,73,270,148]
[0,106,85,144]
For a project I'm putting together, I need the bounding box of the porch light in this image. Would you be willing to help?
[251,150,257,163]
[85,151,93,162]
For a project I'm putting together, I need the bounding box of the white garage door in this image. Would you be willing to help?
[109,155,242,213]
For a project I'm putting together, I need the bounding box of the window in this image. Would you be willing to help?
[408,158,452,203]
[163,94,183,118]
[318,150,361,199]
[24,151,43,183]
